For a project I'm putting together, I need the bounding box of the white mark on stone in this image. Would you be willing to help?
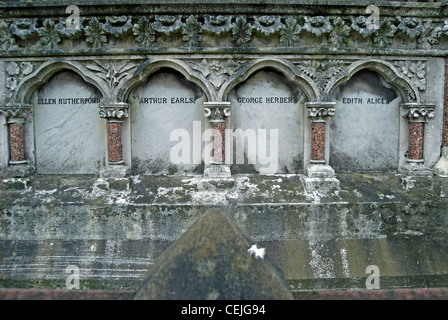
[340,248,350,278]
[248,244,265,260]
[308,241,335,279]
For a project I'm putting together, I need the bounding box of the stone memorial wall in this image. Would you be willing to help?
[1,0,448,295]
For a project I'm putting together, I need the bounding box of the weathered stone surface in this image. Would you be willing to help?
[134,208,293,300]
[433,147,448,177]
[229,69,305,174]
[31,71,104,174]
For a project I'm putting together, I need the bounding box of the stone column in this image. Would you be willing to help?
[306,102,335,164]
[304,102,339,191]
[402,103,435,168]
[0,105,31,164]
[204,102,230,165]
[0,104,33,177]
[200,102,233,189]
[99,102,130,178]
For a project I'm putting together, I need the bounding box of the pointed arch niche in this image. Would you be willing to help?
[328,69,406,173]
[128,68,207,175]
[31,70,105,174]
[227,68,307,174]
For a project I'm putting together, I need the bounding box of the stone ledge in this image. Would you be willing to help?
[0,173,447,291]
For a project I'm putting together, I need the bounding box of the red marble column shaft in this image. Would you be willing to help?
[212,122,226,163]
[107,122,123,163]
[311,121,326,162]
[408,122,424,161]
[9,123,26,162]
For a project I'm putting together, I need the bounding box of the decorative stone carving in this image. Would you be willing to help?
[397,17,429,39]
[99,103,129,121]
[280,17,301,47]
[0,20,17,50]
[303,16,332,36]
[307,106,336,119]
[402,104,435,122]
[37,19,61,49]
[417,23,443,50]
[153,15,182,35]
[296,60,348,93]
[55,17,84,38]
[5,61,35,101]
[350,16,376,38]
[232,16,252,45]
[1,13,448,54]
[253,16,283,36]
[182,15,202,46]
[104,16,133,38]
[0,105,32,122]
[85,17,108,48]
[329,17,351,46]
[9,18,37,40]
[204,104,231,123]
[85,60,138,103]
[189,58,245,90]
[203,15,233,34]
[393,60,427,91]
[133,16,156,46]
[372,18,397,47]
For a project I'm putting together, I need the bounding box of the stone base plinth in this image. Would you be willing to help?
[400,162,433,176]
[99,165,130,179]
[197,177,235,190]
[203,164,231,178]
[303,177,340,192]
[303,163,340,192]
[0,164,34,178]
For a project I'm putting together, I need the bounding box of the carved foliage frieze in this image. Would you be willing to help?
[1,14,448,54]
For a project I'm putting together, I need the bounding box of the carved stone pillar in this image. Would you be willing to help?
[402,103,434,173]
[204,102,230,164]
[199,102,234,189]
[307,102,335,164]
[0,105,31,164]
[303,102,339,191]
[99,102,130,178]
[0,104,34,177]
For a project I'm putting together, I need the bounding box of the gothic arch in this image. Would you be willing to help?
[325,59,419,103]
[219,59,319,102]
[14,61,107,104]
[118,59,213,102]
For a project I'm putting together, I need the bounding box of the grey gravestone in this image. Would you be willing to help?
[134,208,293,300]
[31,71,104,174]
[129,69,206,175]
[330,70,402,172]
[228,69,305,174]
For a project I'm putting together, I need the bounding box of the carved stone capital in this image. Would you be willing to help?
[204,102,231,123]
[99,102,129,122]
[401,103,435,122]
[0,104,32,123]
[305,102,336,120]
